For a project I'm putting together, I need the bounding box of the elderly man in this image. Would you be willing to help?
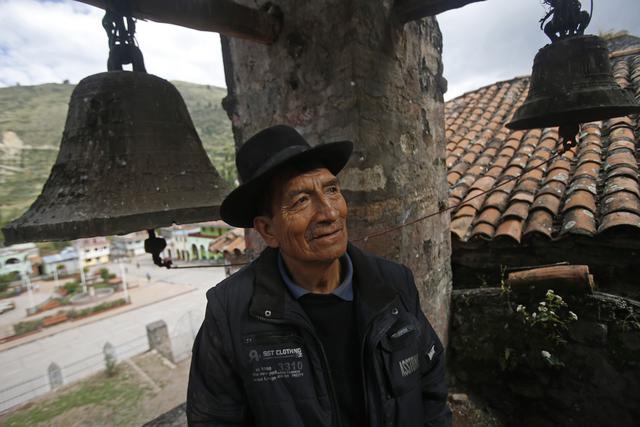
[187,125,450,426]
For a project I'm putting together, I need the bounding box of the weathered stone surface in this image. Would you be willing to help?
[569,321,608,346]
[222,0,451,340]
[142,402,186,427]
[48,362,63,390]
[146,320,174,363]
[449,288,640,426]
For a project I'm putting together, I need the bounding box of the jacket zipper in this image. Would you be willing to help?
[251,313,342,427]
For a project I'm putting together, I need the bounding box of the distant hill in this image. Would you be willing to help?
[0,80,235,244]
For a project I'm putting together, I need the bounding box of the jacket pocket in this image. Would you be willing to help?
[379,322,426,398]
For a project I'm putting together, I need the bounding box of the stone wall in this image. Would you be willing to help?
[449,288,640,426]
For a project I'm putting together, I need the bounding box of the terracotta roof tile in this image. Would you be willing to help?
[451,216,475,240]
[598,212,640,233]
[511,191,535,204]
[601,190,640,215]
[495,218,524,244]
[445,51,640,245]
[469,222,495,240]
[503,201,530,220]
[485,166,505,178]
[562,190,597,213]
[544,168,571,185]
[523,209,554,239]
[532,193,562,215]
[514,179,540,194]
[484,191,510,211]
[447,171,462,186]
[561,208,597,237]
[567,177,598,195]
[453,204,478,219]
[538,180,566,197]
[605,152,638,171]
[606,166,638,179]
[604,176,640,197]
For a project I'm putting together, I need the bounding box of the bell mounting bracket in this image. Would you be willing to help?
[102,0,146,72]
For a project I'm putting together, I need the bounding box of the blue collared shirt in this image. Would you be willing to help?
[277,252,354,301]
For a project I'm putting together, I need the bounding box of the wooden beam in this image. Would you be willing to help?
[74,0,282,44]
[610,46,640,59]
[394,0,485,23]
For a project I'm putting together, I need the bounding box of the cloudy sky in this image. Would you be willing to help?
[1,0,639,100]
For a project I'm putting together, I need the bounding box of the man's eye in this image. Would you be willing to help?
[327,185,339,193]
[292,196,308,207]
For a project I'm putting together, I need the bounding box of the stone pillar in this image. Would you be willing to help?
[222,0,451,340]
[146,320,174,362]
[48,362,63,390]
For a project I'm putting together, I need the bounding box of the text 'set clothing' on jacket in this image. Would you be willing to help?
[186,243,451,427]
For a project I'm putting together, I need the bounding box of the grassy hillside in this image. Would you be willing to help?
[0,80,235,245]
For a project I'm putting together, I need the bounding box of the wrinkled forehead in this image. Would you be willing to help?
[274,166,335,193]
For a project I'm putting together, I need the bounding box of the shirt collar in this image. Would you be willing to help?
[277,252,354,301]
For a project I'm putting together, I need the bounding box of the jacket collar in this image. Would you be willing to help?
[249,243,398,324]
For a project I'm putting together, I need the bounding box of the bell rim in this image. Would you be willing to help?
[1,205,225,245]
[507,104,640,130]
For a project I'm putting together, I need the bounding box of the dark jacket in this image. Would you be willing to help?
[187,243,451,427]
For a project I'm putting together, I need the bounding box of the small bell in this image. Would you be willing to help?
[507,35,640,149]
[2,71,231,245]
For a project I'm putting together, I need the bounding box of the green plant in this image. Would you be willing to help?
[13,319,43,335]
[98,268,111,282]
[501,289,577,370]
[0,271,20,286]
[62,280,80,294]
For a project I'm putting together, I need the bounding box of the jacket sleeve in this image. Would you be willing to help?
[186,290,253,426]
[404,267,452,427]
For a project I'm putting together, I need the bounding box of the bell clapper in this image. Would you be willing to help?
[558,123,579,151]
[144,229,173,269]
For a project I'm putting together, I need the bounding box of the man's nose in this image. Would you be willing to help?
[315,194,339,222]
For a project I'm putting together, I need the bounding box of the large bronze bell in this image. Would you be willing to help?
[2,71,231,245]
[507,35,640,139]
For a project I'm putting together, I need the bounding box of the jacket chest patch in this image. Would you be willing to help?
[243,333,307,383]
[398,353,420,377]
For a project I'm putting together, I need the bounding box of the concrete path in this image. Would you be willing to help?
[0,256,226,413]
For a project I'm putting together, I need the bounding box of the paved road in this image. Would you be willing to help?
[0,256,227,413]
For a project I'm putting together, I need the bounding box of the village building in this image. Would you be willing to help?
[208,228,247,276]
[445,33,640,299]
[110,231,147,258]
[41,247,80,277]
[0,243,40,277]
[160,221,232,261]
[73,237,110,268]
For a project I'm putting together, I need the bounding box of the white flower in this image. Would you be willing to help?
[569,311,578,321]
[541,350,551,359]
[516,304,524,312]
[539,302,546,306]
[532,312,537,318]
[546,289,555,297]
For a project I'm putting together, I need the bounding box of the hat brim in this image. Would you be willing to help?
[220,140,353,228]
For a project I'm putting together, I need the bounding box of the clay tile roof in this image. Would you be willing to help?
[445,44,640,246]
[209,228,246,255]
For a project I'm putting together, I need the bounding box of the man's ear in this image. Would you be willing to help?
[254,216,280,248]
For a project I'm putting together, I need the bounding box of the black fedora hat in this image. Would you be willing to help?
[220,125,353,228]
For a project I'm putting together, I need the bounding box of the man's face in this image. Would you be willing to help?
[255,167,348,264]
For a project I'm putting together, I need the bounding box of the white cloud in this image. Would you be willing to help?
[1,0,639,98]
[439,0,640,100]
[0,0,226,87]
